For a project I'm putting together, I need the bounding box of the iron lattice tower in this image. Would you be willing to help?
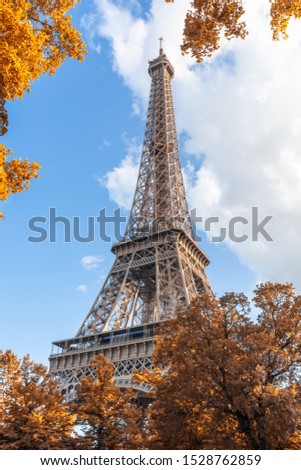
[49,45,211,401]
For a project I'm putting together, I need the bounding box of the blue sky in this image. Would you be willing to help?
[1,0,301,366]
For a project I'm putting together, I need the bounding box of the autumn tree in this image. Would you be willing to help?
[0,1,85,217]
[0,144,41,219]
[136,283,301,450]
[0,350,77,449]
[165,0,301,62]
[74,354,143,450]
[0,0,86,135]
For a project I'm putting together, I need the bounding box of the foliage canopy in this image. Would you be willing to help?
[0,350,76,449]
[136,282,301,449]
[74,355,143,450]
[0,144,41,219]
[0,0,85,214]
[0,0,86,102]
[165,0,301,61]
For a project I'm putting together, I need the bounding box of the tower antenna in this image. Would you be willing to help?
[159,37,164,55]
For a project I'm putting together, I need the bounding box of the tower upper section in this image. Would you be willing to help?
[148,46,175,79]
[124,45,194,240]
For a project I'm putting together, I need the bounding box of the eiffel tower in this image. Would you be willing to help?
[49,42,211,401]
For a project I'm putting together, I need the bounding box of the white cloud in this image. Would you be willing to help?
[81,12,102,53]
[77,284,88,293]
[81,255,103,270]
[84,0,301,290]
[99,139,140,210]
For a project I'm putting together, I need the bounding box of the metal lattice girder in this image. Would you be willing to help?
[76,230,210,336]
[50,46,212,398]
[51,352,154,402]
